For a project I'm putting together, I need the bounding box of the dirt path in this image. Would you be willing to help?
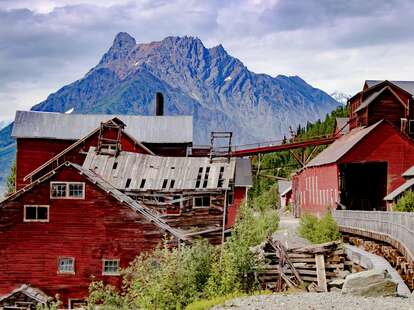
[272,212,310,249]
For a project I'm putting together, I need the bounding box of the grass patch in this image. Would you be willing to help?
[298,212,341,244]
[185,291,271,310]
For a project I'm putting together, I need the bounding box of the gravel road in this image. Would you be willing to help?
[272,213,310,249]
[212,292,414,310]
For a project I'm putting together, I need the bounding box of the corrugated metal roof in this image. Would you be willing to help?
[12,111,193,143]
[82,148,250,191]
[384,178,414,201]
[0,161,185,240]
[366,80,414,95]
[278,180,292,196]
[335,117,349,134]
[234,158,253,187]
[306,121,382,168]
[402,166,414,178]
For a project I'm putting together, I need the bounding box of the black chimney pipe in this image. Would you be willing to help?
[155,92,164,116]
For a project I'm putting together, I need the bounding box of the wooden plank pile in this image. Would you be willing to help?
[256,239,357,292]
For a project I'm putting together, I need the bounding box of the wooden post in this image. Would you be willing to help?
[315,254,327,292]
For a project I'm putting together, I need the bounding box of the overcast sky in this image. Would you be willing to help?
[0,0,413,121]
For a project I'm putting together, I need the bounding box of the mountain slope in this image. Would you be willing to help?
[31,33,339,143]
[0,32,340,192]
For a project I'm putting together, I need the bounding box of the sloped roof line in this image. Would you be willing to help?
[0,284,49,304]
[402,165,414,178]
[1,162,185,241]
[354,86,407,113]
[365,80,414,95]
[384,178,414,201]
[306,121,383,168]
[23,118,155,182]
[11,110,193,143]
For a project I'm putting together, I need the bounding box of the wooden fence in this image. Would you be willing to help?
[333,210,414,262]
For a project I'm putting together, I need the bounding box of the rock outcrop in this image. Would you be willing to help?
[341,269,397,297]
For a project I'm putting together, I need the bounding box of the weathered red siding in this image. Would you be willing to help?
[292,164,339,216]
[225,187,246,229]
[339,121,414,196]
[16,130,149,189]
[0,166,166,305]
[16,138,74,190]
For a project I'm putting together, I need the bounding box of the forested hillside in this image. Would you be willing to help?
[249,106,349,202]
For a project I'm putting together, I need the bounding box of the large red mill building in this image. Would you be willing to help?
[0,103,252,308]
[293,80,414,216]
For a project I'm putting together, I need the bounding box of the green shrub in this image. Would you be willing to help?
[299,213,341,244]
[87,204,279,309]
[251,184,278,211]
[204,205,279,297]
[394,190,414,212]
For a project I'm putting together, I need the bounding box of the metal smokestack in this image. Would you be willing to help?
[155,92,164,116]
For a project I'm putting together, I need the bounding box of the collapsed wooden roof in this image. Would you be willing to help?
[83,147,252,191]
[1,162,187,241]
[12,110,193,144]
[0,284,49,305]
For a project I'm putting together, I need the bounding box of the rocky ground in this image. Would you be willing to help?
[212,292,414,310]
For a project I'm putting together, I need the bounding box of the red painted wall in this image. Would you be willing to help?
[16,130,149,190]
[339,121,414,196]
[293,122,414,215]
[16,138,74,190]
[0,166,166,305]
[292,164,339,217]
[225,187,246,229]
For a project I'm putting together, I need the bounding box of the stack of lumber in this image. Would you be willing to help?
[256,239,355,292]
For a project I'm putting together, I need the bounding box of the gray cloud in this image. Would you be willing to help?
[1,0,414,121]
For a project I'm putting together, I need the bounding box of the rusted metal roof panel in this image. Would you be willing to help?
[306,121,382,167]
[82,148,248,191]
[12,111,192,143]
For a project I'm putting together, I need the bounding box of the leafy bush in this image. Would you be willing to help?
[299,213,341,244]
[205,205,279,297]
[87,204,279,310]
[394,190,414,212]
[251,184,278,211]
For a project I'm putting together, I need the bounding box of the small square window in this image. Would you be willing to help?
[51,182,84,199]
[24,205,49,222]
[194,196,210,208]
[58,257,74,274]
[69,183,84,198]
[103,259,120,275]
[51,183,67,197]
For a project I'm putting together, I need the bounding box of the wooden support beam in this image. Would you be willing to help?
[315,254,328,292]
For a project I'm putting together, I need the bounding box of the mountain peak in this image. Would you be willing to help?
[99,32,137,65]
[113,32,136,49]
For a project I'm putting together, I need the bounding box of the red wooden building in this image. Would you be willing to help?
[1,111,252,307]
[12,110,193,189]
[348,80,414,134]
[292,79,414,216]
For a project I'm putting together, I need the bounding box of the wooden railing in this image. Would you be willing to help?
[333,210,414,262]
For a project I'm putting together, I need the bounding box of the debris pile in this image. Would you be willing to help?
[255,238,364,292]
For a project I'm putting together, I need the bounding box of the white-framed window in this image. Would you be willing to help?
[193,196,210,208]
[58,257,75,274]
[24,205,49,222]
[51,182,85,199]
[102,259,120,276]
